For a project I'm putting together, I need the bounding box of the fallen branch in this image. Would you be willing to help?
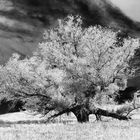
[95,108,131,120]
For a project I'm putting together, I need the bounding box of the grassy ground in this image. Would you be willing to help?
[0,111,140,140]
[0,120,140,140]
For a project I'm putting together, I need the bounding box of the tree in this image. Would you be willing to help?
[0,16,139,123]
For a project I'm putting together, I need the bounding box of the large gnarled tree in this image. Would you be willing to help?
[0,16,139,122]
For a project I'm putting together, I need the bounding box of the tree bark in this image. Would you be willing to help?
[72,107,89,123]
[95,114,102,121]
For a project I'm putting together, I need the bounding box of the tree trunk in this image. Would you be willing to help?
[72,107,89,123]
[95,114,102,121]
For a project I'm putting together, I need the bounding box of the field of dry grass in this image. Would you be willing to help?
[0,120,140,140]
[0,112,139,140]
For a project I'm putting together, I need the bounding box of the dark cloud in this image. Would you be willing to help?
[10,0,140,36]
[0,0,139,64]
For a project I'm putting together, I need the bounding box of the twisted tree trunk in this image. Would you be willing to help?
[48,103,133,123]
[72,106,90,123]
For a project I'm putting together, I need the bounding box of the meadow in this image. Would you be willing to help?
[0,120,140,140]
[0,112,140,140]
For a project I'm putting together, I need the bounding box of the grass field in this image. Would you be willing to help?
[0,112,140,140]
[0,120,140,140]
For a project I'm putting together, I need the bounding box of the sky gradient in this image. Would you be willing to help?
[110,0,140,22]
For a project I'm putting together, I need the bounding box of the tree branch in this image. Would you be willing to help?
[47,103,82,120]
[13,89,51,99]
[94,108,131,120]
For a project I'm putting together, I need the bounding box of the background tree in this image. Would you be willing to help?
[0,16,139,122]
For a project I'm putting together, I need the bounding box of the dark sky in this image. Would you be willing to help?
[111,0,140,21]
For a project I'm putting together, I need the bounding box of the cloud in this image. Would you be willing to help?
[10,0,129,25]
